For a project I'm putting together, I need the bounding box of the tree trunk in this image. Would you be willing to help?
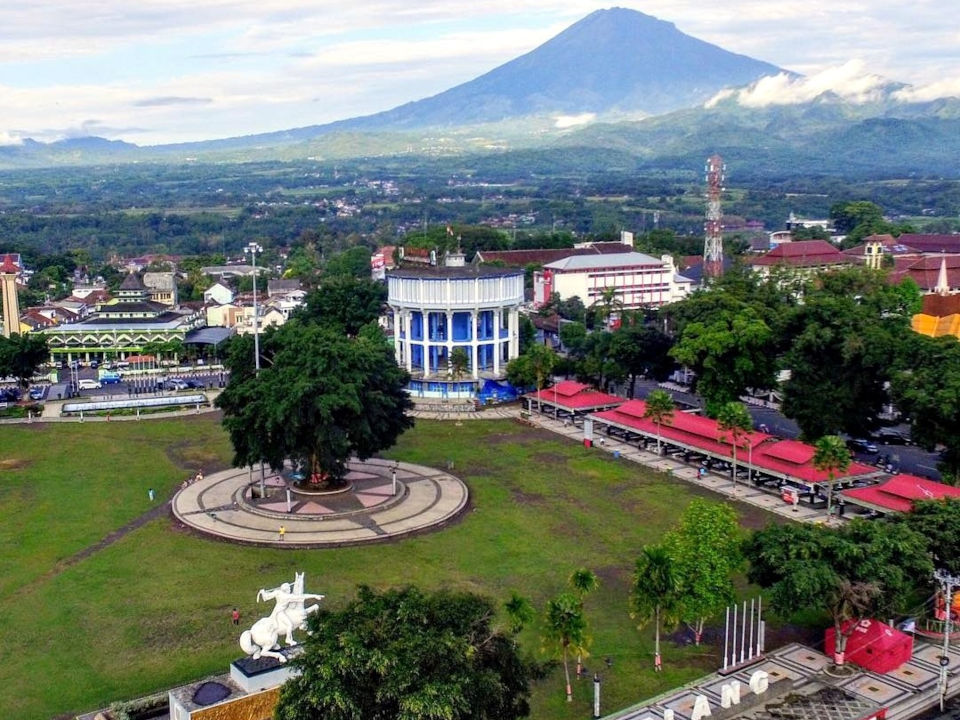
[654,606,661,670]
[694,618,705,646]
[562,645,572,702]
[731,446,738,494]
[656,422,662,454]
[834,622,846,666]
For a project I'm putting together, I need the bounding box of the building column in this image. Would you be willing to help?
[404,311,413,373]
[393,309,402,365]
[509,308,520,358]
[446,310,453,377]
[471,310,479,380]
[493,310,501,376]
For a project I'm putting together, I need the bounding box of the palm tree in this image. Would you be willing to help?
[543,592,588,702]
[568,568,599,677]
[813,435,851,518]
[643,389,675,455]
[504,591,535,635]
[630,544,680,672]
[528,343,558,412]
[449,346,470,398]
[716,401,753,494]
[592,286,624,329]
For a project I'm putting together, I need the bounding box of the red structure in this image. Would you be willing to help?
[524,381,623,417]
[589,399,876,489]
[842,474,960,514]
[825,619,913,674]
[703,154,725,280]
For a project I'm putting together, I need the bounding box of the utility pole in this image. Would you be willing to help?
[243,242,263,372]
[935,568,958,711]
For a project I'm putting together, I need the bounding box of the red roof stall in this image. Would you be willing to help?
[842,474,960,514]
[525,381,623,415]
[590,400,876,488]
[825,619,913,673]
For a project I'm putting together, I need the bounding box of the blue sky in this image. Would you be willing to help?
[0,1,956,146]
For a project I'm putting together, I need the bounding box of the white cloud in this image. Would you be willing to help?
[706,60,901,108]
[554,113,595,129]
[0,1,956,143]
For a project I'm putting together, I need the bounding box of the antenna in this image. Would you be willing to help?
[704,154,725,281]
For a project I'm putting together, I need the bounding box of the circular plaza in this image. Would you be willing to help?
[172,457,469,547]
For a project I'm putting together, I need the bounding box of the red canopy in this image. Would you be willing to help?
[842,474,960,513]
[825,619,913,673]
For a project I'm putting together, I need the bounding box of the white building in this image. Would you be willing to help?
[203,282,235,306]
[387,259,524,397]
[533,252,693,310]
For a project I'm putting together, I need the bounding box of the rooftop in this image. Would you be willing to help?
[543,251,664,271]
[749,240,851,268]
[387,265,523,280]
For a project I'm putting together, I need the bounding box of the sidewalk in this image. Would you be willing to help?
[524,410,839,526]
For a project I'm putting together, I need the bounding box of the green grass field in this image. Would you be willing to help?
[0,415,780,720]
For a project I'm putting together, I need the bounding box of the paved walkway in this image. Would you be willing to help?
[524,410,839,525]
[172,458,469,547]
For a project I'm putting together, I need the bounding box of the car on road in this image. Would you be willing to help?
[873,428,912,445]
[847,438,879,454]
[100,371,123,385]
[77,379,102,390]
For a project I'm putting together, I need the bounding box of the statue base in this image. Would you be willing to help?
[230,646,302,692]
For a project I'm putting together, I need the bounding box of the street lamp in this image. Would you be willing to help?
[243,242,263,371]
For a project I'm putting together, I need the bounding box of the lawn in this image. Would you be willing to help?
[0,415,781,720]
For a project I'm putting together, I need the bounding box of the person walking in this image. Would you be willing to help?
[148,487,155,502]
[278,524,286,542]
[231,608,240,625]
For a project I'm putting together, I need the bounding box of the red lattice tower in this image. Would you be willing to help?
[703,154,726,280]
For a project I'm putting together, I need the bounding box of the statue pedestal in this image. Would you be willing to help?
[230,647,302,692]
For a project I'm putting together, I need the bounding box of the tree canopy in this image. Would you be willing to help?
[663,500,742,646]
[276,585,536,720]
[0,333,48,389]
[216,318,413,484]
[895,498,960,574]
[744,520,932,665]
[295,276,386,336]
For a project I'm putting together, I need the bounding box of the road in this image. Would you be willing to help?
[629,379,943,481]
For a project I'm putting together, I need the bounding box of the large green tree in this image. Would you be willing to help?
[276,586,536,720]
[610,322,674,397]
[895,498,960,574]
[744,520,932,667]
[670,303,775,414]
[780,271,907,439]
[506,343,557,403]
[891,334,960,481]
[664,500,742,646]
[0,333,48,390]
[216,320,413,485]
[296,276,386,336]
[630,544,681,671]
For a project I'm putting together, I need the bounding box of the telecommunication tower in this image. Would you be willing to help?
[703,154,726,280]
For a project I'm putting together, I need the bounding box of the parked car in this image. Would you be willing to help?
[89,360,99,369]
[847,438,879,454]
[28,387,45,400]
[100,372,123,385]
[873,428,911,445]
[77,379,102,390]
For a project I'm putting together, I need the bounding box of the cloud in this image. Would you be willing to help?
[133,96,213,107]
[893,79,960,103]
[554,113,595,129]
[705,60,895,108]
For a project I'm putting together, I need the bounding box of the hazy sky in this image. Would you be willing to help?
[1,1,957,146]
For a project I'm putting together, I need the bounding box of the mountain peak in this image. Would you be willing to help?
[331,7,786,132]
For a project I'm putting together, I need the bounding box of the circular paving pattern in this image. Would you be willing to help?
[172,458,469,547]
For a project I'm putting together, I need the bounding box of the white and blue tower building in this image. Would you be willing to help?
[387,254,524,399]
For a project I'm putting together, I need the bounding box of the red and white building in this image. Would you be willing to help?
[533,252,693,310]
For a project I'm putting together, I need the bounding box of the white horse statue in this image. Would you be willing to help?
[239,571,324,662]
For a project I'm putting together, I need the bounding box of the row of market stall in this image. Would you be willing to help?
[524,381,960,515]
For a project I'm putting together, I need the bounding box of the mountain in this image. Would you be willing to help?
[332,7,786,130]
